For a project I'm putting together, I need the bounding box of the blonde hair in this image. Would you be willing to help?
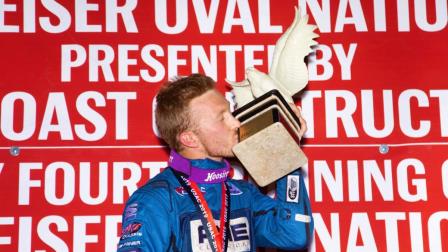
[155,74,215,151]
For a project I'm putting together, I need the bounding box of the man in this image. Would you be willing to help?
[117,74,313,252]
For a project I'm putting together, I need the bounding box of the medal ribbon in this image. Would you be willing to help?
[173,170,230,252]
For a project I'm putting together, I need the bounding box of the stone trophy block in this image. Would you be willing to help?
[232,90,308,187]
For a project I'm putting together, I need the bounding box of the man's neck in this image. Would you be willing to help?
[178,150,223,162]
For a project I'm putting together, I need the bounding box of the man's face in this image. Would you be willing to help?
[188,89,241,160]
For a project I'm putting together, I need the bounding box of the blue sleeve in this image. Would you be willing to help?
[117,181,175,252]
[251,169,314,250]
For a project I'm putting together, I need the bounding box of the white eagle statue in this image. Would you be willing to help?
[226,6,319,107]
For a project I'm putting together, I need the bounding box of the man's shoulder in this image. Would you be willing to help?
[127,168,179,204]
[124,168,177,212]
[136,167,177,194]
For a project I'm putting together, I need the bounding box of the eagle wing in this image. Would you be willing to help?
[270,7,319,96]
[269,7,300,78]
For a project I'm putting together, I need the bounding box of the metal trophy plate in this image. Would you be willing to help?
[232,90,308,187]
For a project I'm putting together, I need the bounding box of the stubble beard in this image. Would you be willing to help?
[199,134,236,159]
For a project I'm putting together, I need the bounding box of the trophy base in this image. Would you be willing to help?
[232,122,308,187]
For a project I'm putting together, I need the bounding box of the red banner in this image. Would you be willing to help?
[1,0,447,251]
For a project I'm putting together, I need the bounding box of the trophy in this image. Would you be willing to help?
[228,7,319,187]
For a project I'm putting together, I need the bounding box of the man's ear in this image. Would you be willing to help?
[178,131,200,149]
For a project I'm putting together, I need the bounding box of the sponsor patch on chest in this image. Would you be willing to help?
[189,217,251,252]
[227,182,243,196]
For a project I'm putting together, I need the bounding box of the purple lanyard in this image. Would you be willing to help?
[168,150,230,184]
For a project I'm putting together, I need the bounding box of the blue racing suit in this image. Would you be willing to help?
[117,158,313,252]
